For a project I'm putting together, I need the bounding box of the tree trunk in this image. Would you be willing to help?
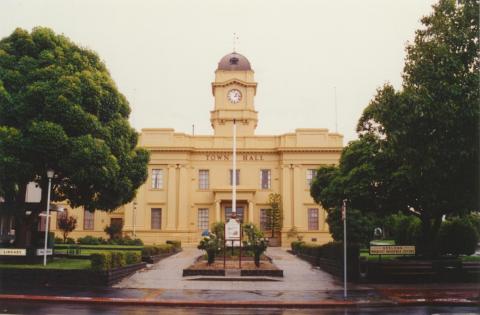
[419,213,442,258]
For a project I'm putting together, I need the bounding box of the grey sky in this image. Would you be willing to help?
[1,0,438,143]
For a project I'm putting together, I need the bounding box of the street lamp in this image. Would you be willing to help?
[43,169,54,266]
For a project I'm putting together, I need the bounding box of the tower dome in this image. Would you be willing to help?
[217,52,252,71]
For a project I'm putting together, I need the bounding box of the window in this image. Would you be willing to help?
[84,210,94,230]
[151,208,162,229]
[151,169,164,189]
[260,209,270,231]
[308,208,319,230]
[198,170,209,189]
[198,208,209,230]
[229,169,240,185]
[306,169,318,187]
[260,169,271,189]
[56,210,67,229]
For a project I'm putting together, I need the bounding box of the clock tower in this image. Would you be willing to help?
[210,52,258,137]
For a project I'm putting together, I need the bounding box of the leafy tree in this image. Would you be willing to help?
[57,212,77,243]
[312,0,479,256]
[266,193,282,238]
[0,27,149,247]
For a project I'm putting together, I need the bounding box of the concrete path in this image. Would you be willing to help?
[115,247,346,290]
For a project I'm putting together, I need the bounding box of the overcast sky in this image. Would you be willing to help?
[1,0,438,144]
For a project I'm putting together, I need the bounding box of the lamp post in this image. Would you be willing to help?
[43,169,54,266]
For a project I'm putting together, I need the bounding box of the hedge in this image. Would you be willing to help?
[142,244,175,257]
[291,241,359,262]
[90,250,142,271]
[166,240,181,249]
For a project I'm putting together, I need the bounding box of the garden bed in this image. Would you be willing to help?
[0,260,146,287]
[183,257,283,277]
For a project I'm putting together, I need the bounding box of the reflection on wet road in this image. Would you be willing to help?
[0,302,478,315]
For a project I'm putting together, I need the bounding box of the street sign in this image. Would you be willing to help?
[0,248,26,256]
[369,245,415,255]
[36,248,53,256]
[225,218,240,240]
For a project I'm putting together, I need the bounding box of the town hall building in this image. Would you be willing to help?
[51,52,343,246]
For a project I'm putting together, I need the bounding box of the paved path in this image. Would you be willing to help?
[115,247,347,290]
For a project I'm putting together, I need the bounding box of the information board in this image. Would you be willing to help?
[225,218,240,240]
[369,245,415,255]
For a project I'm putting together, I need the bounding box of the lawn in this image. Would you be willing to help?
[54,244,142,256]
[0,258,91,270]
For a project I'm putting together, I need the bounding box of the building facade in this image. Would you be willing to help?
[52,52,343,246]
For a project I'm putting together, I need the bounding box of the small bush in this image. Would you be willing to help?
[438,217,479,256]
[77,235,101,245]
[291,241,305,253]
[141,244,174,257]
[91,252,112,271]
[111,251,126,268]
[125,251,141,265]
[54,237,63,244]
[166,240,181,249]
[385,212,421,246]
[65,237,76,244]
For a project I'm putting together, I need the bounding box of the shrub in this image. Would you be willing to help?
[291,240,305,253]
[54,236,63,244]
[104,220,123,240]
[166,240,181,249]
[198,233,221,265]
[65,237,76,244]
[141,244,174,257]
[385,212,421,246]
[57,214,77,243]
[243,223,268,267]
[77,235,101,245]
[211,222,225,244]
[111,251,126,268]
[125,251,141,265]
[438,217,479,256]
[91,252,112,271]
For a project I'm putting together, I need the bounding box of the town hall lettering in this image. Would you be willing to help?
[205,154,264,161]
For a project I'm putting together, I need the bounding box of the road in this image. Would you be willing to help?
[0,301,478,315]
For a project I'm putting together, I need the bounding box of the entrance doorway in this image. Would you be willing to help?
[224,206,245,223]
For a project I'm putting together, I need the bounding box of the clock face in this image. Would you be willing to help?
[227,89,242,104]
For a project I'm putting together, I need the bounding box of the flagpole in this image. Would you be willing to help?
[232,119,236,216]
[343,199,347,299]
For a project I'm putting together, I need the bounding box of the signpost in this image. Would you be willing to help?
[342,199,347,300]
[369,246,415,255]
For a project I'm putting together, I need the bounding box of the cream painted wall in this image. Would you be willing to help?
[52,53,342,247]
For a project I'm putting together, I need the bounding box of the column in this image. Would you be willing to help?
[293,164,304,229]
[177,165,188,230]
[248,200,254,223]
[166,165,176,230]
[281,165,292,229]
[215,200,221,222]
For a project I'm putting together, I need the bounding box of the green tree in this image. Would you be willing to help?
[312,0,479,256]
[266,193,283,238]
[0,27,149,247]
[57,213,77,243]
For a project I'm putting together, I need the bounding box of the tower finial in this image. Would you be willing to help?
[233,32,239,52]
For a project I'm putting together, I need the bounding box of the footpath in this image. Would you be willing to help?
[0,248,478,308]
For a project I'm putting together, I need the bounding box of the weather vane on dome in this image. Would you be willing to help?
[233,32,239,52]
